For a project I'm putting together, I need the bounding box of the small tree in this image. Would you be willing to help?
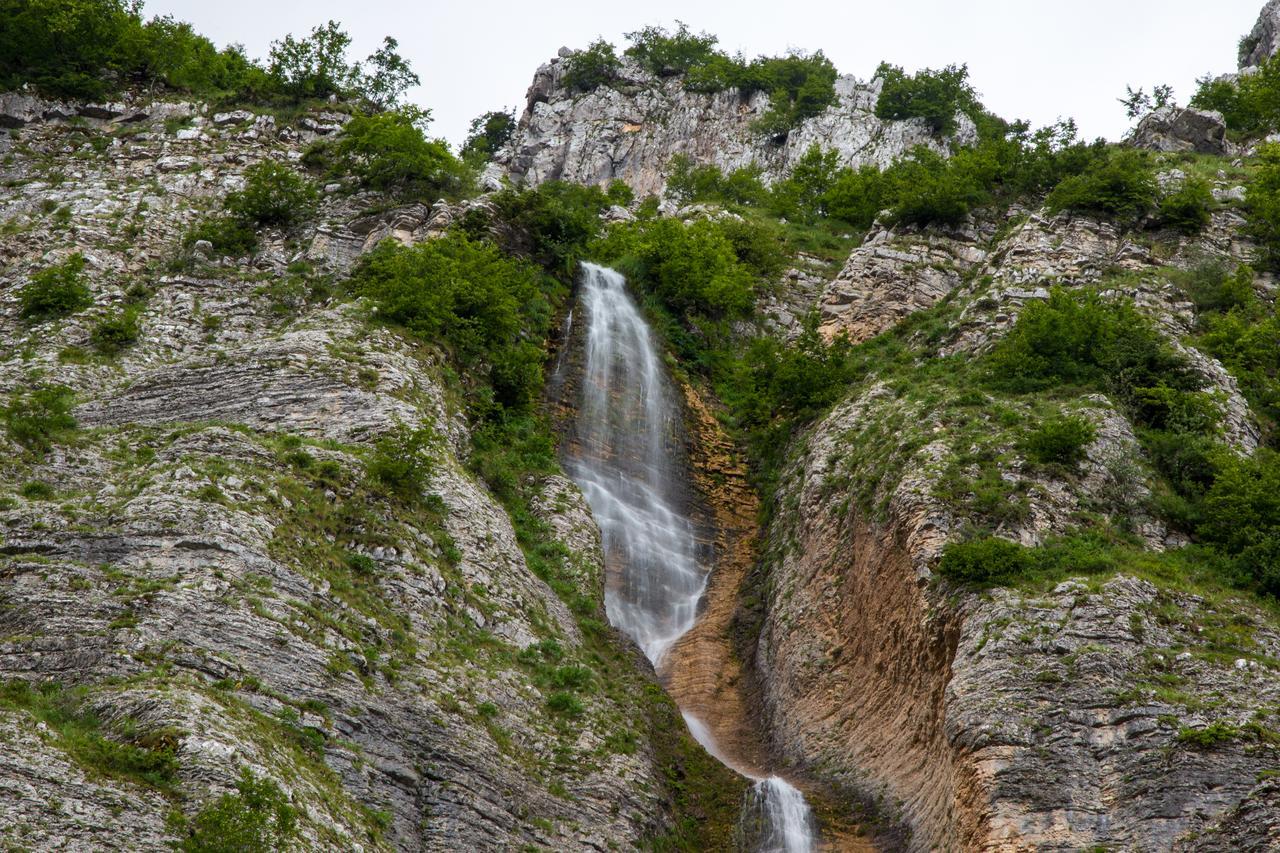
[225,161,318,227]
[562,39,620,93]
[19,254,92,321]
[360,36,418,109]
[461,109,516,162]
[267,20,357,101]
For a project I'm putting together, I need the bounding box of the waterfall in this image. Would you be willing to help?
[563,263,817,852]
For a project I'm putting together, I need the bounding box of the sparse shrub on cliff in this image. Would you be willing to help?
[350,232,557,414]
[874,62,980,136]
[177,768,297,853]
[624,22,719,77]
[938,536,1034,585]
[1175,721,1243,748]
[1021,415,1097,469]
[1245,143,1280,271]
[225,161,318,227]
[182,215,260,258]
[1158,176,1214,233]
[19,254,92,322]
[313,108,470,199]
[1191,54,1280,136]
[563,38,622,92]
[365,424,437,502]
[91,305,142,356]
[461,109,516,164]
[3,385,77,455]
[1044,148,1157,222]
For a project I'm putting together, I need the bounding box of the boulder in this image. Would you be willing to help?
[1128,106,1230,155]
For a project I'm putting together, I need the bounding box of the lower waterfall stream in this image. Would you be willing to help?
[561,263,818,852]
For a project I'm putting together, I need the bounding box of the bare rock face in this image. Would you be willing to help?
[0,95,690,852]
[1128,106,1231,155]
[496,59,977,197]
[1241,0,1280,69]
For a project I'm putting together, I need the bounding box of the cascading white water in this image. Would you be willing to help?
[565,263,708,665]
[563,264,817,853]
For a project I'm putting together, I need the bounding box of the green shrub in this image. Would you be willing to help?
[606,180,635,207]
[3,385,77,455]
[1173,262,1256,316]
[885,146,990,227]
[1245,143,1280,271]
[351,232,558,414]
[769,145,841,221]
[937,537,1034,585]
[461,109,516,163]
[624,22,718,77]
[91,306,142,356]
[183,215,260,258]
[315,109,470,198]
[19,254,92,321]
[1021,415,1097,468]
[1044,149,1156,221]
[545,691,585,716]
[20,480,55,500]
[1158,176,1214,233]
[746,52,840,137]
[225,161,317,227]
[365,425,436,501]
[874,62,980,136]
[822,165,889,229]
[666,155,769,208]
[178,768,297,853]
[1190,54,1280,135]
[1175,722,1241,748]
[563,38,622,92]
[264,20,356,101]
[491,181,609,271]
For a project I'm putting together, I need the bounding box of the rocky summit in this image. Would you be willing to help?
[5,3,1280,852]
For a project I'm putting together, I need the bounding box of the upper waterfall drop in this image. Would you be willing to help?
[564,262,709,666]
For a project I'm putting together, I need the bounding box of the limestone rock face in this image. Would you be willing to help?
[1128,106,1231,155]
[495,58,977,197]
[1241,0,1280,68]
[0,95,681,852]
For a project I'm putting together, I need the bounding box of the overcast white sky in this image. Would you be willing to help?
[145,0,1264,148]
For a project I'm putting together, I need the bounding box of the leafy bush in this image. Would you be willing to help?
[1198,448,1280,596]
[874,62,980,136]
[1158,176,1214,233]
[1173,261,1257,316]
[225,161,317,227]
[937,537,1034,585]
[605,180,635,207]
[563,38,622,92]
[3,385,77,455]
[624,22,719,77]
[1022,415,1097,467]
[769,145,841,221]
[1190,55,1280,135]
[314,108,470,199]
[885,146,990,227]
[1044,148,1156,221]
[365,424,436,501]
[91,306,142,356]
[20,480,55,500]
[19,254,92,321]
[178,769,297,853]
[350,232,558,414]
[1176,722,1242,748]
[183,215,260,258]
[265,20,356,100]
[822,165,889,229]
[1245,143,1280,271]
[491,181,610,271]
[461,109,516,163]
[666,155,768,208]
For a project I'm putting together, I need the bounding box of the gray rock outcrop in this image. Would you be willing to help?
[1128,106,1231,155]
[495,57,976,197]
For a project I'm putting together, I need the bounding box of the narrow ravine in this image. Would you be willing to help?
[560,263,819,852]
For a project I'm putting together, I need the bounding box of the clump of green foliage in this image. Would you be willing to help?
[91,305,142,356]
[1199,449,1280,597]
[3,385,77,455]
[1175,721,1242,748]
[1191,54,1280,136]
[937,536,1034,585]
[1044,148,1157,221]
[183,215,260,258]
[19,254,92,322]
[308,108,470,199]
[351,231,559,414]
[0,680,178,792]
[874,62,981,136]
[461,109,516,164]
[563,38,623,92]
[1245,143,1280,271]
[1158,176,1214,233]
[666,155,768,207]
[1021,415,1097,468]
[176,768,297,853]
[624,22,720,77]
[1,3,415,108]
[225,161,318,227]
[489,181,611,272]
[365,424,437,501]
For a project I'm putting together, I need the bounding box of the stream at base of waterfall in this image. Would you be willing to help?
[562,263,818,853]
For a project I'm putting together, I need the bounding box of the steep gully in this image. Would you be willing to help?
[555,264,861,851]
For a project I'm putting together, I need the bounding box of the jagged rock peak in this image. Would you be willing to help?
[493,54,977,198]
[1241,0,1280,69]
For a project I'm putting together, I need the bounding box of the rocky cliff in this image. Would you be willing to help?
[494,55,975,197]
[0,94,732,851]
